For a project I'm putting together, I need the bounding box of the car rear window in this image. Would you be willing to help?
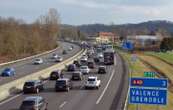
[81,66,87,69]
[56,80,66,85]
[88,78,95,81]
[22,101,35,106]
[24,82,35,86]
[51,71,59,75]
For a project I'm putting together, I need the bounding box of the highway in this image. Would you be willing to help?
[0,53,129,110]
[0,42,81,85]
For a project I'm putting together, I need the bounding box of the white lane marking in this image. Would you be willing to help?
[96,69,115,104]
[59,101,67,108]
[0,94,22,106]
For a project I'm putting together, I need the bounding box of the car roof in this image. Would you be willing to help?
[24,96,43,101]
[99,66,106,68]
[51,70,61,73]
[4,68,14,70]
[57,78,69,81]
[36,58,42,60]
[26,80,41,83]
[73,71,82,74]
[88,76,97,79]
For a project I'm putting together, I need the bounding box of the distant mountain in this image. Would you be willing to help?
[77,20,173,37]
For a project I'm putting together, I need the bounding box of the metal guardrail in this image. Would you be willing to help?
[0,46,61,67]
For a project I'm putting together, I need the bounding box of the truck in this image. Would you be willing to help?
[103,49,114,65]
[85,76,101,89]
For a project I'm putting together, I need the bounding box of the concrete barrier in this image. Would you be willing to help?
[0,49,86,101]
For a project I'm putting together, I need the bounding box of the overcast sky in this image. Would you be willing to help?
[0,0,173,25]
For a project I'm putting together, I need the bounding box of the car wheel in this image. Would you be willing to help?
[96,86,99,89]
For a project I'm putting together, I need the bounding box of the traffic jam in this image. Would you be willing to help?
[3,43,115,110]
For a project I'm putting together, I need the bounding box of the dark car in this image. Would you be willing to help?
[50,70,61,80]
[71,71,83,80]
[98,66,106,74]
[94,57,99,63]
[1,68,15,77]
[67,64,76,72]
[73,60,81,67]
[23,80,44,94]
[20,96,46,110]
[62,50,67,54]
[88,61,95,69]
[55,78,73,92]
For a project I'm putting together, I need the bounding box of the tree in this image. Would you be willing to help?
[160,38,173,52]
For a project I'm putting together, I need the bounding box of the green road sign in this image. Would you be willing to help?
[144,71,156,78]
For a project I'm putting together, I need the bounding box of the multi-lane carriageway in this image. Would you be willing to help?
[0,42,129,110]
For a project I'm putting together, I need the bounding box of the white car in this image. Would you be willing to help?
[85,76,101,89]
[97,53,103,58]
[80,66,90,74]
[34,58,43,65]
[52,54,58,59]
[68,47,73,51]
[80,56,88,62]
[55,56,63,62]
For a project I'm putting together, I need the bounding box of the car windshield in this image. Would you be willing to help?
[24,82,34,86]
[22,101,35,106]
[88,78,96,81]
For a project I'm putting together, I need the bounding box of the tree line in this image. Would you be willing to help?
[0,8,60,61]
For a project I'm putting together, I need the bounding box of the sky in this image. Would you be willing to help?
[0,0,173,25]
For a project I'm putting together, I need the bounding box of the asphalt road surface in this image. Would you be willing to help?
[0,53,129,110]
[0,42,81,85]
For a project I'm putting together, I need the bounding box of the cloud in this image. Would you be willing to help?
[0,0,173,24]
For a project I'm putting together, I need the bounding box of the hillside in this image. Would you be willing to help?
[77,20,173,37]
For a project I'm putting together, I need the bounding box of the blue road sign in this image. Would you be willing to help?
[129,88,167,105]
[130,77,168,89]
[122,41,134,50]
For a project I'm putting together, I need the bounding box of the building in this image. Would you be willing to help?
[96,32,119,43]
[126,35,163,51]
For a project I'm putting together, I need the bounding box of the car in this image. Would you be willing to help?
[73,60,81,67]
[62,50,67,54]
[94,57,99,63]
[23,80,44,94]
[52,53,58,59]
[97,53,103,58]
[55,56,63,62]
[19,96,46,110]
[98,66,106,74]
[68,47,73,51]
[71,71,83,80]
[80,56,88,61]
[67,64,76,72]
[55,78,73,92]
[34,58,43,65]
[50,70,61,80]
[1,68,15,77]
[85,76,101,89]
[80,66,90,74]
[87,61,95,69]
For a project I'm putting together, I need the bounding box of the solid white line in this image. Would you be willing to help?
[0,94,22,106]
[96,69,115,104]
[59,101,67,108]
